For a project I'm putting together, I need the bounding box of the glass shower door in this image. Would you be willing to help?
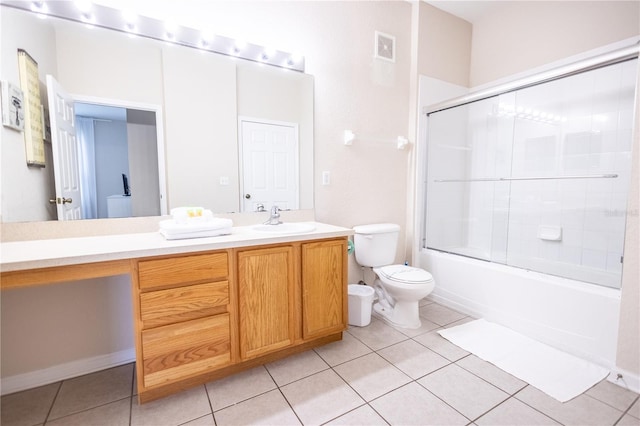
[506,59,637,288]
[425,93,515,263]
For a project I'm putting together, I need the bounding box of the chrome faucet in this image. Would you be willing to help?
[264,205,282,225]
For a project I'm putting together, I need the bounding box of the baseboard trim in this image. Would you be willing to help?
[607,367,640,395]
[1,348,135,396]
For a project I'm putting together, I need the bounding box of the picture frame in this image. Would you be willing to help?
[1,80,25,131]
[17,48,46,167]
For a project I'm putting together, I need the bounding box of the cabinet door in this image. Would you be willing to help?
[237,246,296,360]
[302,239,347,340]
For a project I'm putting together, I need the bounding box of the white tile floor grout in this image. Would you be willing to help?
[2,300,639,426]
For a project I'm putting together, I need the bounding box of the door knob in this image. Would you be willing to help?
[49,197,73,205]
[245,194,251,199]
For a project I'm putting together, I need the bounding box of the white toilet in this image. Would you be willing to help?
[353,223,434,329]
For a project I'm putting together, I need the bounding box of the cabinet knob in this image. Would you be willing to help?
[245,194,251,199]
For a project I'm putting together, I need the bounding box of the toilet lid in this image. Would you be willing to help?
[377,265,433,284]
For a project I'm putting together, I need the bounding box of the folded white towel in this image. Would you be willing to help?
[159,216,233,240]
[159,227,232,240]
[160,217,233,233]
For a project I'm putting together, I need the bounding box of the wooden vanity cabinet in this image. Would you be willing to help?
[130,237,347,402]
[132,251,234,393]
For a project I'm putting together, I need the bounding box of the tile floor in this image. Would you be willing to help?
[2,299,639,426]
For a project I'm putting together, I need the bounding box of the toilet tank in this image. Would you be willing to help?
[353,223,400,267]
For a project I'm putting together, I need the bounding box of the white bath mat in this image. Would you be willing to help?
[438,319,609,402]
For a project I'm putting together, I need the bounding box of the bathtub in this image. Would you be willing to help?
[418,249,621,368]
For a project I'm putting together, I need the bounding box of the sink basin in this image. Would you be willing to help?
[251,222,316,235]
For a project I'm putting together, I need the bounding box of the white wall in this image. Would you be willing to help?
[55,23,164,105]
[127,110,161,217]
[0,276,134,379]
[470,1,640,86]
[161,45,238,212]
[417,2,472,87]
[93,120,129,218]
[0,7,58,222]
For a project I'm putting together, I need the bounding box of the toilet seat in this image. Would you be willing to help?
[374,265,433,285]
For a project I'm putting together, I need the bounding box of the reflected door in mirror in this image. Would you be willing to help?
[47,75,82,220]
[239,119,299,212]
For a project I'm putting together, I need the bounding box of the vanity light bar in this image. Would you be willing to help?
[2,1,305,72]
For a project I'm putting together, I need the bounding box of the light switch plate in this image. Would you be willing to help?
[322,171,330,185]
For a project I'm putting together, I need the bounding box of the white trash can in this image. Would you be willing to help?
[348,284,375,327]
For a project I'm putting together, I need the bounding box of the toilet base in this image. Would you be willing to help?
[372,300,422,329]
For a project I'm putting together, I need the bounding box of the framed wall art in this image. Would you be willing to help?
[17,48,45,167]
[1,80,25,131]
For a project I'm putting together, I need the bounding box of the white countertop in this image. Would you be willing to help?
[1,222,353,272]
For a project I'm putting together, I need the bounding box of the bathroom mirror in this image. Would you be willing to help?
[0,5,314,223]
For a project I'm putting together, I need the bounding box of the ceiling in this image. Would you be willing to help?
[75,103,126,121]
[425,1,499,23]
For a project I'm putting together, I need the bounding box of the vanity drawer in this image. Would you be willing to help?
[140,281,229,329]
[138,252,228,291]
[141,314,231,388]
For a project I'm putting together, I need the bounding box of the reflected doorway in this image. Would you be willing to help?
[68,96,167,220]
[75,103,161,219]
